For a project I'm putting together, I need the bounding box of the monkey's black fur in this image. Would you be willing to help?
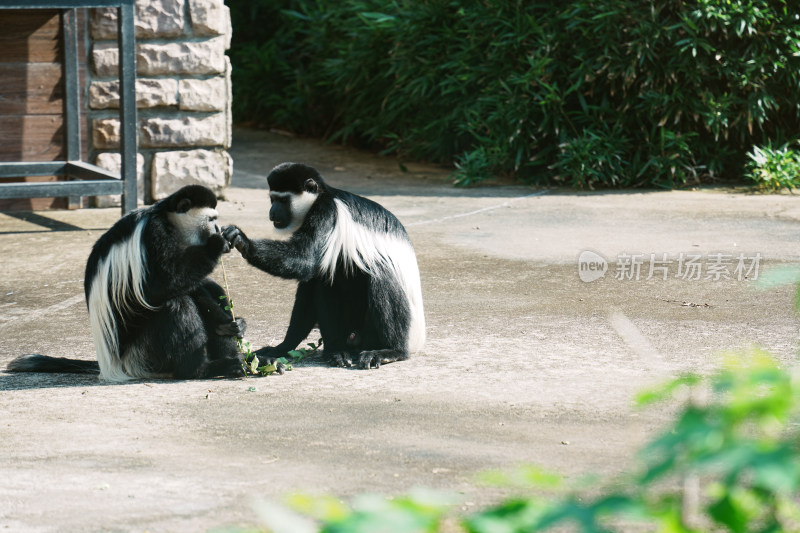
[223,163,425,369]
[7,185,246,381]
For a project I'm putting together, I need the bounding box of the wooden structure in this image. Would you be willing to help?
[0,0,137,214]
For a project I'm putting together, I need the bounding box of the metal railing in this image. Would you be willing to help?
[0,0,137,214]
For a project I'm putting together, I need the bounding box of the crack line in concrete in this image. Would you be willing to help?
[405,190,549,227]
[0,294,84,330]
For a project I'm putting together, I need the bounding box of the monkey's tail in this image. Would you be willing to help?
[6,354,100,375]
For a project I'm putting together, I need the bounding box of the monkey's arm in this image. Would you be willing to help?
[146,232,230,305]
[181,233,230,279]
[192,279,247,338]
[222,225,317,281]
[254,280,316,360]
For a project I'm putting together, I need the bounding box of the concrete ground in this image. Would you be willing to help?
[1,127,799,532]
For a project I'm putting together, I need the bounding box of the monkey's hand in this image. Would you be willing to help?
[208,232,231,255]
[215,317,246,339]
[221,225,250,256]
[329,351,354,368]
[252,346,288,375]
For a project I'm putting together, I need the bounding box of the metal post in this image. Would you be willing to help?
[62,9,80,161]
[118,0,137,214]
[62,8,82,208]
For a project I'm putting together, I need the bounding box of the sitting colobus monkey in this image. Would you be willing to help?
[7,185,246,381]
[222,162,425,369]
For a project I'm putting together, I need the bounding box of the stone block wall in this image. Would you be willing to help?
[88,0,233,206]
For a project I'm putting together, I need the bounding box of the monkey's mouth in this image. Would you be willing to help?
[272,220,290,230]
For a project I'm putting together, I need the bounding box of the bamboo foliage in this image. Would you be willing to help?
[229,0,800,188]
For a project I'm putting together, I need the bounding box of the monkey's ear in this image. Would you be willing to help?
[176,198,192,213]
[304,178,319,194]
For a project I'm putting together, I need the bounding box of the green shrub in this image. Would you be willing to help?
[466,350,800,532]
[548,126,631,189]
[227,0,800,188]
[745,143,800,191]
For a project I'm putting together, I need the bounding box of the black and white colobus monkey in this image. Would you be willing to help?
[222,162,425,369]
[7,185,247,381]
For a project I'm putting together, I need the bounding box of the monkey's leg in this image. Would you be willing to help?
[201,354,247,378]
[312,280,357,367]
[140,297,240,379]
[355,277,412,369]
[189,282,247,377]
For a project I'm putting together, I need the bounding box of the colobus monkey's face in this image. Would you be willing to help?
[161,185,221,246]
[169,200,221,246]
[268,192,293,230]
[269,179,319,235]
